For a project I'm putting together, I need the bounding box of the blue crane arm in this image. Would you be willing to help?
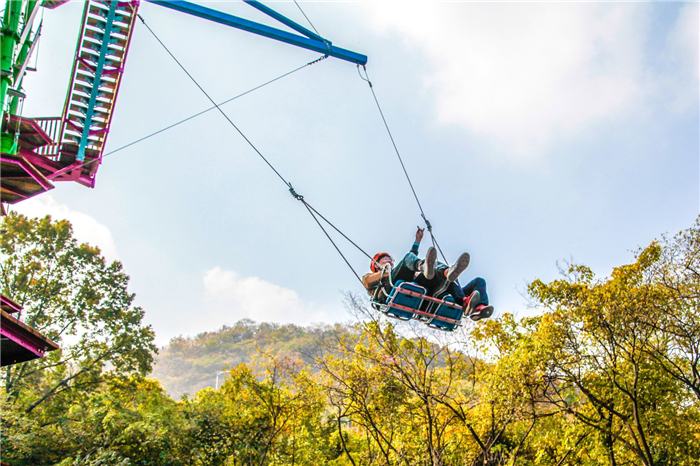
[144,0,368,65]
[243,1,327,44]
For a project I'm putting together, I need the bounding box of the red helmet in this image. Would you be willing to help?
[371,252,392,273]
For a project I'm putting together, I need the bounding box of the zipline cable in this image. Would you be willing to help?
[52,56,322,181]
[137,13,369,283]
[103,57,325,158]
[357,65,450,266]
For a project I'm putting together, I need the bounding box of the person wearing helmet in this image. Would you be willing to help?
[362,227,471,305]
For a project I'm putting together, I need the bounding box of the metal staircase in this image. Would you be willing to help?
[57,0,139,187]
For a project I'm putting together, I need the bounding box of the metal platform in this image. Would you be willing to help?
[1,295,60,366]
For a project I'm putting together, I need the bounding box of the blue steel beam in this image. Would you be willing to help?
[77,0,121,162]
[243,0,327,44]
[145,0,367,65]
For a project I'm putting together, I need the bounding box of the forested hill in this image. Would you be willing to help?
[151,319,356,398]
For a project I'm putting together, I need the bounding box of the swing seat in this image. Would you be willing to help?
[372,280,465,331]
[383,280,427,320]
[425,295,464,332]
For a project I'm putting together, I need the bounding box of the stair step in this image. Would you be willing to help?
[84,30,126,49]
[83,32,127,46]
[69,100,111,116]
[74,83,113,99]
[69,98,113,110]
[86,20,106,31]
[78,52,123,69]
[80,48,114,59]
[59,0,139,168]
[87,12,108,23]
[80,77,117,91]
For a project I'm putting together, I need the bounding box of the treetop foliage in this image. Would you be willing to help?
[2,214,698,466]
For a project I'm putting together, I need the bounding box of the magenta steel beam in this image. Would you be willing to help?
[1,310,60,363]
[0,295,22,314]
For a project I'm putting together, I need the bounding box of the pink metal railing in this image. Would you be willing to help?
[33,117,62,159]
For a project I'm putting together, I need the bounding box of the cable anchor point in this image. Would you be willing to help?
[357,64,373,88]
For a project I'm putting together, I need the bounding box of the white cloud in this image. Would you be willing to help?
[362,2,695,158]
[203,267,335,325]
[8,195,119,263]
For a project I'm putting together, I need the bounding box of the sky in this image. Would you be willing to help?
[10,0,699,347]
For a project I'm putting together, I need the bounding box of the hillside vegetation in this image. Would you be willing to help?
[151,319,356,398]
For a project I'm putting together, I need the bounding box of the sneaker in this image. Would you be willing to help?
[476,304,494,319]
[462,290,480,316]
[421,247,437,280]
[470,303,493,322]
[445,253,470,283]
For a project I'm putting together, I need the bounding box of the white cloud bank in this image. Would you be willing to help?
[203,267,337,326]
[8,195,119,263]
[363,2,699,158]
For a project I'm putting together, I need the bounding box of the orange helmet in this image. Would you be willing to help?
[371,252,392,273]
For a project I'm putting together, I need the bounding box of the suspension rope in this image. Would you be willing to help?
[304,203,375,262]
[290,186,363,284]
[138,13,367,283]
[138,14,292,187]
[292,0,332,56]
[293,0,321,37]
[304,203,363,284]
[358,65,450,265]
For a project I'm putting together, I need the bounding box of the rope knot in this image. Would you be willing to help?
[288,184,304,201]
[308,54,329,66]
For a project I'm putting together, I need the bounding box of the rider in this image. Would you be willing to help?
[362,227,472,307]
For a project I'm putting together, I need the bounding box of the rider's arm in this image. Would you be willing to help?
[410,227,425,255]
[362,272,382,292]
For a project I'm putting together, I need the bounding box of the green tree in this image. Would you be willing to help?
[472,313,599,466]
[643,218,700,401]
[180,354,332,466]
[526,240,700,465]
[53,376,188,465]
[1,213,157,465]
[319,314,498,466]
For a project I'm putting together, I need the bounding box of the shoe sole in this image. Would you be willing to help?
[423,247,437,280]
[446,253,470,282]
[470,303,493,322]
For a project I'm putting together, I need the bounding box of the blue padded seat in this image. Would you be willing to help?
[384,280,426,321]
[427,295,463,331]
